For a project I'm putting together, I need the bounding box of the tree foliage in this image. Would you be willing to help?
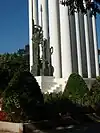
[60,0,100,15]
[63,73,89,104]
[3,70,44,122]
[89,78,100,107]
[0,68,10,93]
[0,52,29,80]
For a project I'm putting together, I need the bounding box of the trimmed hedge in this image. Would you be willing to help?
[63,73,89,104]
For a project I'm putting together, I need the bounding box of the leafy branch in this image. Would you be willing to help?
[60,0,100,15]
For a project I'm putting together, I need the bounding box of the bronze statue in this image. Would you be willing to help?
[31,21,54,76]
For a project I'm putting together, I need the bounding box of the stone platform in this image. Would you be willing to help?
[0,121,23,133]
[35,76,96,93]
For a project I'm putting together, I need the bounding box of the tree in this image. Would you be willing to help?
[60,0,100,15]
[0,53,29,78]
[3,70,44,122]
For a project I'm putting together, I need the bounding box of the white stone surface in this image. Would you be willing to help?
[92,12,99,77]
[84,10,92,78]
[35,76,96,93]
[35,76,67,93]
[38,0,42,26]
[29,0,99,79]
[87,11,96,77]
[40,0,50,63]
[28,0,33,72]
[69,14,78,73]
[48,0,62,78]
[40,0,49,39]
[59,4,72,79]
[33,0,39,25]
[75,12,83,76]
[79,12,87,77]
[0,122,23,133]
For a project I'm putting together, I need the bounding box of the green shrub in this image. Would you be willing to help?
[43,92,63,104]
[89,79,100,110]
[63,73,89,104]
[3,70,44,122]
[42,92,64,119]
[96,76,100,82]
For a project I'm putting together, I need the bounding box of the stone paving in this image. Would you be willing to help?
[24,123,100,133]
[0,123,100,133]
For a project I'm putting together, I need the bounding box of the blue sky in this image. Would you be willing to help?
[0,0,28,53]
[0,0,100,54]
[97,15,100,48]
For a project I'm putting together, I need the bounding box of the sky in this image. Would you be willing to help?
[0,0,29,53]
[97,15,100,48]
[0,0,100,54]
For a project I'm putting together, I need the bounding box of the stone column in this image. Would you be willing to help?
[41,0,50,64]
[41,0,49,39]
[92,11,99,76]
[32,0,39,25]
[38,0,42,26]
[84,11,92,78]
[87,10,96,77]
[60,4,72,78]
[48,0,62,78]
[79,12,87,78]
[75,12,83,76]
[28,0,33,72]
[69,13,78,74]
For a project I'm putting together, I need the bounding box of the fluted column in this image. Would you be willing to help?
[75,12,83,76]
[28,0,33,72]
[79,12,87,77]
[60,4,72,78]
[38,0,42,26]
[48,0,62,78]
[41,0,49,39]
[92,10,99,76]
[87,11,96,77]
[41,0,50,64]
[84,11,92,78]
[69,13,78,73]
[33,0,38,25]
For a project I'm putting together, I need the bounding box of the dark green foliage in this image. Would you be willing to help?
[0,68,10,93]
[63,73,89,105]
[0,53,29,93]
[0,51,100,123]
[64,73,88,97]
[43,92,63,103]
[96,76,100,82]
[61,0,100,15]
[3,70,44,122]
[42,92,94,123]
[0,53,29,78]
[89,78,100,111]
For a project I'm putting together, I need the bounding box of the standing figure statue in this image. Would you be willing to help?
[31,22,43,76]
[31,20,54,76]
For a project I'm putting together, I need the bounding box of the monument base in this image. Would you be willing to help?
[35,76,96,93]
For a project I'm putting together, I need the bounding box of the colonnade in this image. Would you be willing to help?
[28,0,99,79]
